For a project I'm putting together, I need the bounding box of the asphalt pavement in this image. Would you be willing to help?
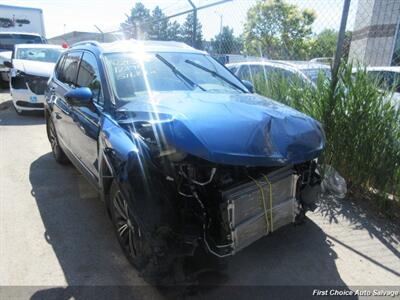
[0,90,399,299]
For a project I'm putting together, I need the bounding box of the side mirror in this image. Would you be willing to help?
[64,87,93,107]
[3,61,12,68]
[242,80,254,93]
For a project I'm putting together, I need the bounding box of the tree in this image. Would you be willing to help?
[243,0,315,59]
[210,26,243,54]
[309,30,352,61]
[309,29,338,59]
[167,20,181,41]
[121,3,151,39]
[148,6,169,40]
[122,3,181,42]
[180,13,203,49]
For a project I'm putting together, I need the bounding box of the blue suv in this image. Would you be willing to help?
[45,40,325,283]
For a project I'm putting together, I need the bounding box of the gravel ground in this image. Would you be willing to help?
[0,90,399,299]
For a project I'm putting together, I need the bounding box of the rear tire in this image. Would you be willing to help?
[46,117,69,164]
[109,180,178,284]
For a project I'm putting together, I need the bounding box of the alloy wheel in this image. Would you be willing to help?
[113,190,141,258]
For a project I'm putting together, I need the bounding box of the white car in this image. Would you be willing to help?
[353,66,400,108]
[226,60,331,88]
[0,32,46,87]
[8,44,63,114]
[363,66,400,92]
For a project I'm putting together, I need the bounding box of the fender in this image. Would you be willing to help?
[98,114,154,210]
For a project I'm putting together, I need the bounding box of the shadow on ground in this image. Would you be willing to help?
[29,153,357,299]
[0,99,45,126]
[317,195,400,278]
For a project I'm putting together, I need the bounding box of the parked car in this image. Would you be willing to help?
[227,60,331,88]
[45,40,325,283]
[353,66,400,108]
[7,44,63,114]
[310,57,332,66]
[362,66,400,92]
[0,32,47,87]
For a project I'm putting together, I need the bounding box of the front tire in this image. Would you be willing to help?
[109,180,178,284]
[46,117,69,164]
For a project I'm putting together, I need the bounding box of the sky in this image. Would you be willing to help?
[1,0,358,39]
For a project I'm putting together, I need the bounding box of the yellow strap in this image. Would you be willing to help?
[262,174,274,232]
[248,175,270,232]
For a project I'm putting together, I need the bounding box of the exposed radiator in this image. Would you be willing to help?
[221,166,298,252]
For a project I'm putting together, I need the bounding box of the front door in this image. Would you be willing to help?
[68,51,103,180]
[52,51,82,149]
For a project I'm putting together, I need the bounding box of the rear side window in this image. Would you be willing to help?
[55,55,66,79]
[76,52,103,104]
[59,51,82,86]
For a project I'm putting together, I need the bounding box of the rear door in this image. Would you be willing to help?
[68,51,103,179]
[50,50,83,150]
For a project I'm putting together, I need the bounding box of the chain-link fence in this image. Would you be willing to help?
[99,0,399,70]
[51,0,400,71]
[47,0,400,70]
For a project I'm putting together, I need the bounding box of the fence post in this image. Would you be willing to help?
[332,0,351,82]
[187,0,197,47]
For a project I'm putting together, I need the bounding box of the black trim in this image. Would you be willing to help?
[15,101,44,108]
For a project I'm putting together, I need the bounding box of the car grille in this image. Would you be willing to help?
[16,101,44,108]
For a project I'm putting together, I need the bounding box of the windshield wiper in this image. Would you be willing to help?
[155,54,205,91]
[185,59,247,93]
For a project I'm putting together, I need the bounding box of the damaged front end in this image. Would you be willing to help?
[10,59,55,110]
[164,157,321,257]
[121,113,323,258]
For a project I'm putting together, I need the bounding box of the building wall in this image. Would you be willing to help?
[48,31,119,46]
[349,0,400,66]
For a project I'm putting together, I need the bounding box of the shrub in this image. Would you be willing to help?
[251,63,400,204]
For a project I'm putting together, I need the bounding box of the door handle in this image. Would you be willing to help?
[55,112,62,120]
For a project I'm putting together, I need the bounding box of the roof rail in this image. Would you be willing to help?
[71,40,101,48]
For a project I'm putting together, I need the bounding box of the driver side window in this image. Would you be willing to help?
[76,52,103,105]
[58,51,82,87]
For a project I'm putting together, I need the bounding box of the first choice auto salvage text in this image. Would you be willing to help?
[313,289,400,297]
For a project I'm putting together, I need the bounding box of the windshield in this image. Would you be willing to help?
[16,48,62,63]
[104,52,248,101]
[301,68,331,83]
[367,71,400,93]
[0,34,44,51]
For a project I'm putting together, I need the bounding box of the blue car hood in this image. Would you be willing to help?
[117,91,325,166]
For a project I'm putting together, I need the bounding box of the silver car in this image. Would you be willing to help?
[227,60,331,88]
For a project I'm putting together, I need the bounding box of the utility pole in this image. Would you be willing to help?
[187,0,197,48]
[332,0,351,84]
[218,14,223,54]
[94,25,104,42]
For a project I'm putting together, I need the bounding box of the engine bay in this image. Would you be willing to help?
[157,154,321,257]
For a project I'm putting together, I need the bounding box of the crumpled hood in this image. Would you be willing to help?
[117,91,325,166]
[12,59,55,77]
